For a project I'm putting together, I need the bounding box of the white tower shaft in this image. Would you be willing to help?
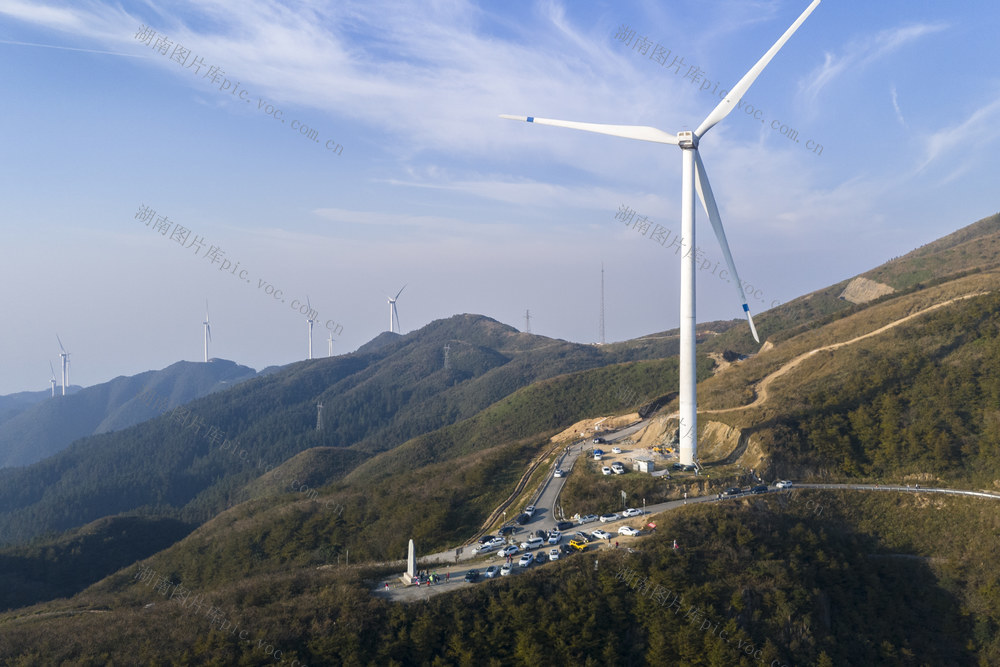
[679,147,698,466]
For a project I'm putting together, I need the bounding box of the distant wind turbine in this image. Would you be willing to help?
[328,332,335,357]
[49,361,57,397]
[502,0,821,466]
[56,334,70,396]
[306,296,316,359]
[203,301,212,362]
[387,285,406,334]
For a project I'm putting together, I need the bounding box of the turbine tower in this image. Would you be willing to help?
[502,0,820,466]
[49,361,57,397]
[56,334,70,396]
[524,309,531,334]
[328,332,335,357]
[387,285,406,334]
[203,301,212,362]
[306,296,316,359]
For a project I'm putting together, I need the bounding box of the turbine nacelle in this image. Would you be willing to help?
[676,131,697,149]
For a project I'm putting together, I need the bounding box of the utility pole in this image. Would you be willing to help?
[599,262,606,344]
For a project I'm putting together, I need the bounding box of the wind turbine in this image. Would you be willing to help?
[502,0,820,466]
[56,334,70,396]
[203,301,212,362]
[306,296,315,359]
[328,332,335,357]
[49,361,57,397]
[387,285,406,334]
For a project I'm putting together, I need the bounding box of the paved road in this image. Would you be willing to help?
[381,480,1000,602]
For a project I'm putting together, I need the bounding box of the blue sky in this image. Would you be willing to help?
[1,0,998,395]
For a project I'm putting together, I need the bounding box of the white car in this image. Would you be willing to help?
[592,529,612,540]
[487,537,506,548]
[473,543,494,554]
[601,466,612,475]
[518,552,534,568]
[611,462,625,474]
[599,513,620,523]
[578,514,599,524]
[524,505,536,517]
[612,447,622,454]
[497,545,519,558]
[775,480,793,489]
[622,508,643,517]
[618,525,641,536]
[548,548,560,561]
[500,562,514,576]
[553,469,565,478]
[547,530,562,545]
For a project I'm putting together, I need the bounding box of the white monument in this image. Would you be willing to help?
[401,538,416,584]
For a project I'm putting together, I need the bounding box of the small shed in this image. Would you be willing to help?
[633,458,655,473]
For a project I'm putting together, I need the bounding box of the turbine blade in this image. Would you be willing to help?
[57,334,65,353]
[394,284,407,300]
[49,361,56,378]
[207,324,212,342]
[500,115,679,145]
[393,303,401,332]
[694,0,820,138]
[693,151,759,343]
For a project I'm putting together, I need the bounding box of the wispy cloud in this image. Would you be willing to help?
[799,22,949,108]
[890,84,906,127]
[917,95,1000,180]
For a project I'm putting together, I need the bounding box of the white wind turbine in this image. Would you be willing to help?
[502,0,820,466]
[203,301,212,362]
[56,334,70,396]
[328,332,335,357]
[306,296,316,359]
[387,285,406,334]
[49,361,57,397]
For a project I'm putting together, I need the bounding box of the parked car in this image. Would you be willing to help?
[487,536,506,548]
[593,449,604,460]
[519,536,544,551]
[515,513,530,525]
[611,462,626,474]
[600,513,620,523]
[612,446,622,454]
[553,469,566,478]
[484,565,499,578]
[593,437,606,444]
[775,480,793,489]
[464,569,480,582]
[601,466,612,475]
[518,552,534,568]
[568,539,587,551]
[622,508,643,517]
[547,530,562,545]
[478,535,494,545]
[751,485,769,495]
[548,548,561,561]
[671,462,684,470]
[500,562,514,576]
[498,525,519,536]
[534,551,548,563]
[578,514,599,524]
[534,529,547,540]
[524,505,536,517]
[592,529,612,540]
[498,545,519,558]
[722,487,742,496]
[555,521,575,531]
[618,525,641,536]
[572,531,591,543]
[473,543,494,555]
